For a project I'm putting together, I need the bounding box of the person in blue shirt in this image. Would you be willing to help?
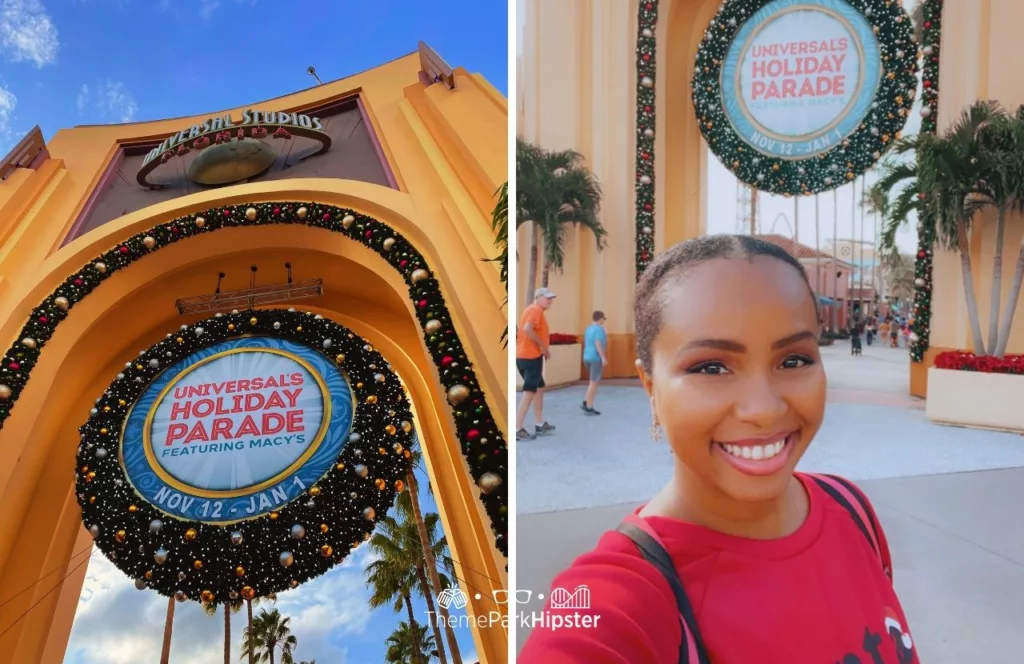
[582,310,609,415]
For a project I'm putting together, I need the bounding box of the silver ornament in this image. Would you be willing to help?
[230,531,243,545]
[642,28,653,38]
[279,551,294,567]
[323,339,332,349]
[89,525,100,538]
[273,322,281,330]
[154,548,168,565]
[915,278,925,287]
[363,507,376,521]
[150,519,163,533]
[314,314,323,320]
[355,464,368,478]
[478,472,503,494]
[640,175,652,185]
[349,433,362,443]
[643,128,654,138]
[135,578,148,590]
[641,76,654,88]
[178,571,186,581]
[175,591,188,602]
[374,373,385,383]
[291,524,306,540]
[194,327,204,336]
[95,447,108,459]
[149,359,160,368]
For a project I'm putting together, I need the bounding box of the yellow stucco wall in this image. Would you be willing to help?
[0,52,508,664]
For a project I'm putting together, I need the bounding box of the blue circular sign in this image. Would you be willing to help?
[720,0,881,159]
[121,337,353,524]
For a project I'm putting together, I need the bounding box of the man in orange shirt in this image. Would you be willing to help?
[516,288,557,440]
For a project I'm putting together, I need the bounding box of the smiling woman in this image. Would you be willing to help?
[520,235,918,664]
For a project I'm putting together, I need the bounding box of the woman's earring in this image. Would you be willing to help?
[650,413,662,442]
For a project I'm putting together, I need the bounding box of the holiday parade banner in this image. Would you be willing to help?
[121,337,353,524]
[721,0,880,159]
[691,0,917,195]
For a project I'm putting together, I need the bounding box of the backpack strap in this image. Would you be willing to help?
[615,514,710,664]
[806,473,892,580]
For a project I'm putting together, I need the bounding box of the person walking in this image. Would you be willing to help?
[515,288,557,440]
[582,310,609,415]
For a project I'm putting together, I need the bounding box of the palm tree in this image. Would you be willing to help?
[243,594,278,664]
[404,448,462,664]
[874,101,1000,354]
[991,105,1024,356]
[202,599,243,664]
[240,608,297,664]
[516,138,605,300]
[863,182,890,314]
[367,519,426,664]
[159,595,175,664]
[385,622,438,664]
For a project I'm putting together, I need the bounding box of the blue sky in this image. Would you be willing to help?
[2,0,508,662]
[0,0,508,154]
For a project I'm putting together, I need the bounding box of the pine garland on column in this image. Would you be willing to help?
[635,1,659,279]
[910,0,943,363]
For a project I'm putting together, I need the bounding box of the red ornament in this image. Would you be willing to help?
[918,250,926,259]
[924,21,931,29]
[323,213,331,221]
[442,356,454,367]
[8,362,19,371]
[223,208,232,215]
[467,429,480,440]
[418,299,428,308]
[644,105,652,113]
[399,260,408,268]
[171,225,180,235]
[642,152,650,160]
[641,251,650,261]
[643,203,653,211]
[119,246,129,255]
[38,316,48,324]
[365,230,373,238]
[645,2,653,9]
[923,80,932,88]
[273,207,280,215]
[642,54,650,62]
[73,278,83,286]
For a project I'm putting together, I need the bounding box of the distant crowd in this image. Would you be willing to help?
[848,313,912,354]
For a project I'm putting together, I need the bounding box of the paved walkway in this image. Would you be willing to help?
[515,343,1024,661]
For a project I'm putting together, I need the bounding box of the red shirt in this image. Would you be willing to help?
[520,474,918,663]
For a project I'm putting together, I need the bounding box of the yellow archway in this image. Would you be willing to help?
[0,181,507,664]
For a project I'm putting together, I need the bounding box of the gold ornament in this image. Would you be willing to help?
[144,570,153,580]
[250,317,257,325]
[335,462,345,470]
[424,319,442,334]
[401,421,412,433]
[385,424,396,435]
[375,478,386,490]
[0,385,10,400]
[246,207,257,221]
[393,443,404,454]
[309,486,321,497]
[342,214,355,229]
[356,382,364,389]
[103,406,111,412]
[366,395,378,404]
[772,164,779,171]
[383,237,396,251]
[176,337,184,344]
[89,496,96,504]
[297,206,308,219]
[194,559,203,570]
[320,544,334,558]
[54,296,70,311]
[136,364,143,370]
[269,511,280,520]
[241,586,255,600]
[143,236,156,249]
[363,532,371,541]
[404,449,412,459]
[363,507,376,520]
[410,269,429,283]
[195,217,205,228]
[184,528,198,541]
[378,447,387,455]
[118,399,126,406]
[478,472,503,495]
[447,384,470,406]
[99,427,108,434]
[201,590,215,603]
[228,324,236,331]
[86,471,96,482]
[20,338,36,349]
[236,566,246,576]
[320,523,329,534]
[335,353,345,363]
[94,262,107,273]
[128,504,138,513]
[395,479,405,492]
[115,530,126,543]
[296,326,303,332]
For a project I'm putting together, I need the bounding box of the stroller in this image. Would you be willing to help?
[850,325,863,356]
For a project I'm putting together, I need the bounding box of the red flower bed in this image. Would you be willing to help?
[550,333,578,345]
[934,351,1024,375]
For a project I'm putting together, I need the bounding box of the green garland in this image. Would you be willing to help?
[77,310,412,603]
[0,203,507,557]
[691,0,918,196]
[910,0,942,363]
[635,1,659,278]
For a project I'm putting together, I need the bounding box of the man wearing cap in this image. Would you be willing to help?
[515,288,557,440]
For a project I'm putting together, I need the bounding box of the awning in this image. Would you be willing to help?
[817,295,835,305]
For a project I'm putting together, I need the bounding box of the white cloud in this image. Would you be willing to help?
[198,0,218,20]
[67,543,389,663]
[0,84,17,139]
[0,0,59,67]
[75,79,137,123]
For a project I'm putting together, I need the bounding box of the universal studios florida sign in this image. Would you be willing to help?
[136,108,332,187]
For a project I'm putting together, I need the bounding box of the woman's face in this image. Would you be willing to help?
[639,256,826,504]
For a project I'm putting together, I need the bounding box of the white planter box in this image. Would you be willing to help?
[926,367,1024,432]
[515,344,582,390]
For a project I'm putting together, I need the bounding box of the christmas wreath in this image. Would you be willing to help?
[691,0,918,196]
[76,310,411,603]
[0,202,507,557]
